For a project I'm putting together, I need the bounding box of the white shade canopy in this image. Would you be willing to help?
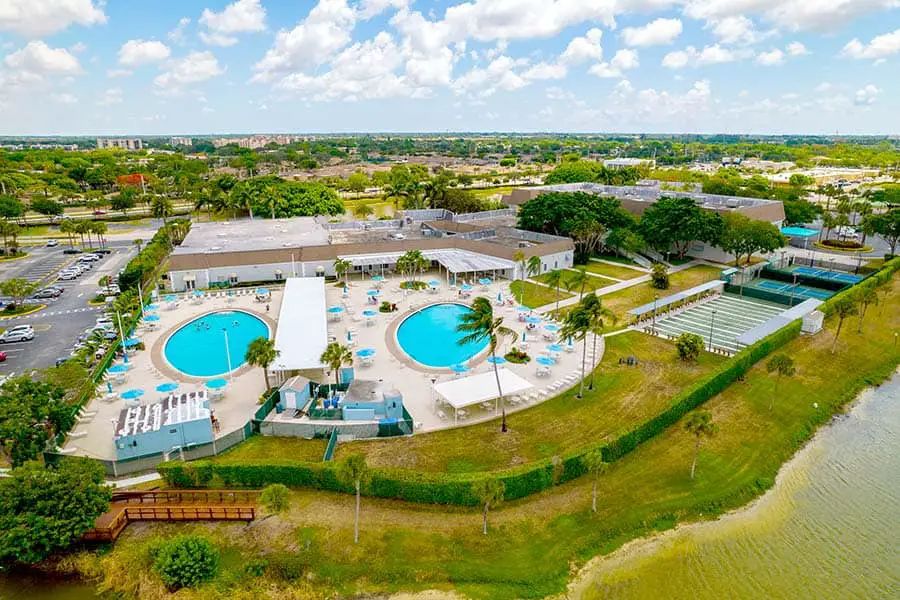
[272,277,328,371]
[434,368,533,410]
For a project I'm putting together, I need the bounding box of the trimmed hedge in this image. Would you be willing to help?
[158,257,900,506]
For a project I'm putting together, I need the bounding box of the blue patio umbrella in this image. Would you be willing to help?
[346,330,353,341]
[156,382,179,393]
[546,344,563,353]
[362,310,377,317]
[497,291,503,302]
[144,314,160,322]
[123,337,141,348]
[517,306,530,312]
[428,280,441,287]
[371,275,384,282]
[356,348,376,358]
[121,389,144,400]
[566,336,574,347]
[106,381,113,394]
[536,356,554,366]
[108,364,128,374]
[522,330,527,342]
[487,355,507,365]
[164,295,178,302]
[460,284,473,292]
[343,285,348,294]
[206,378,228,390]
[478,277,492,285]
[145,304,159,311]
[256,287,270,295]
[328,306,345,313]
[192,290,204,297]
[544,324,560,332]
[367,289,381,296]
[526,316,542,324]
[450,363,470,374]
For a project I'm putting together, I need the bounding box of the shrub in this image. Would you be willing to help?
[504,347,531,364]
[400,280,428,291]
[821,239,863,249]
[152,535,219,590]
[244,559,268,577]
[675,333,704,361]
[259,483,291,514]
[651,263,670,289]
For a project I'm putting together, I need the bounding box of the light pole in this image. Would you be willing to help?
[222,327,233,383]
[430,377,437,412]
[115,310,128,364]
[789,273,799,307]
[708,310,717,351]
[652,294,659,335]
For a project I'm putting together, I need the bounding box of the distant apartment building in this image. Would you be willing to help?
[603,157,655,169]
[170,136,193,147]
[97,138,143,151]
[211,135,301,149]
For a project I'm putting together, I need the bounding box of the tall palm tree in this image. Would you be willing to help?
[564,267,591,299]
[830,295,858,354]
[245,337,280,390]
[765,354,795,410]
[583,450,608,513]
[543,269,564,318]
[456,297,517,432]
[337,454,371,544]
[319,342,353,386]
[132,238,143,254]
[59,219,76,248]
[526,255,542,279]
[471,478,505,535]
[333,258,353,284]
[91,221,108,248]
[684,410,717,480]
[580,294,616,391]
[559,305,592,399]
[856,284,879,332]
[512,250,526,304]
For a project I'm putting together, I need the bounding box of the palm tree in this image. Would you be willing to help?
[245,337,280,390]
[856,284,879,333]
[0,221,19,256]
[830,295,858,354]
[91,221,108,248]
[59,219,76,248]
[471,478,505,535]
[564,267,591,299]
[319,342,353,386]
[581,295,616,391]
[353,202,374,220]
[333,258,353,284]
[582,450,608,513]
[512,250,526,304]
[543,269,564,318]
[526,255,542,279]
[456,297,517,432]
[0,278,36,307]
[337,454,371,544]
[74,220,91,248]
[765,354,795,410]
[683,410,718,480]
[132,238,143,254]
[559,305,591,399]
[151,196,174,229]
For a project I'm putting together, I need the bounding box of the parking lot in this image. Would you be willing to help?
[0,243,137,373]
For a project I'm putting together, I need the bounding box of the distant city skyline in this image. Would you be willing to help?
[0,1,899,136]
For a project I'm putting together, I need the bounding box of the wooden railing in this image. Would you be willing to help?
[111,489,259,505]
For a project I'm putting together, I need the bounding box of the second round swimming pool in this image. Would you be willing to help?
[396,303,488,368]
[164,311,269,377]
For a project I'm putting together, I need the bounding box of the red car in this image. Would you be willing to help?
[0,351,7,362]
[93,209,107,216]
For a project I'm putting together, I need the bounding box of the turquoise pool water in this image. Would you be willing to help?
[164,311,269,377]
[396,303,488,368]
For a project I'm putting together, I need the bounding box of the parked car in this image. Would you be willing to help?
[33,288,62,299]
[92,210,107,216]
[55,356,68,367]
[0,325,34,343]
[80,254,101,262]
[46,240,59,247]
[0,351,7,362]
[57,271,78,280]
[63,248,82,254]
[46,285,65,294]
[94,247,113,255]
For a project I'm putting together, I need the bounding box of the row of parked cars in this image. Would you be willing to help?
[56,251,110,280]
[0,324,35,344]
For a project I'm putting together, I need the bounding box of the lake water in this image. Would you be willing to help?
[576,372,900,600]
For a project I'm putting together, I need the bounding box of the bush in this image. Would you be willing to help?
[400,280,428,291]
[152,535,219,590]
[821,239,864,249]
[675,333,704,361]
[504,348,531,364]
[651,263,670,289]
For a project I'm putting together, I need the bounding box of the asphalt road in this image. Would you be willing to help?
[0,244,137,374]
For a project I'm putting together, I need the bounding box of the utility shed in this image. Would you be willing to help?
[114,391,213,460]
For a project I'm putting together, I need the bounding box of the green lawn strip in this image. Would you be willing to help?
[509,280,572,309]
[534,269,606,294]
[580,260,645,280]
[91,275,900,600]
[211,434,327,463]
[597,265,722,325]
[590,253,640,266]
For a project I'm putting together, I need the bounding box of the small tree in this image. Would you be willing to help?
[856,284,879,333]
[564,267,591,299]
[471,478,505,535]
[513,250,526,304]
[352,202,374,220]
[319,342,353,387]
[333,257,353,283]
[259,483,291,516]
[337,454,371,544]
[683,410,717,480]
[0,277,36,307]
[766,354,795,410]
[152,535,219,590]
[650,263,669,289]
[245,337,280,390]
[543,269,564,317]
[830,295,859,354]
[675,332,704,362]
[582,450,608,514]
[559,304,591,398]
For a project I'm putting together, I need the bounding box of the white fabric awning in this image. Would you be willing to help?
[434,368,533,409]
[339,248,515,274]
[272,277,328,371]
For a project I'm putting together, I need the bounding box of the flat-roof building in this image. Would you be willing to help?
[97,137,143,151]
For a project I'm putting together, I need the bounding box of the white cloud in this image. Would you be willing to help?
[756,48,784,66]
[358,0,409,19]
[97,88,123,106]
[154,51,224,91]
[786,41,809,56]
[589,49,639,79]
[454,55,529,97]
[253,0,357,81]
[4,41,82,76]
[705,15,771,45]
[662,44,743,68]
[0,0,106,37]
[51,92,77,104]
[684,0,899,32]
[854,84,880,105]
[168,17,191,44]
[106,69,132,78]
[545,86,575,101]
[815,82,832,92]
[70,42,87,53]
[200,0,266,46]
[621,18,682,47]
[560,28,603,64]
[117,40,171,67]
[604,79,715,125]
[781,92,800,100]
[522,62,567,81]
[842,29,900,60]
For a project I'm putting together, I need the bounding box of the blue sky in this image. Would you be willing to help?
[0,0,899,136]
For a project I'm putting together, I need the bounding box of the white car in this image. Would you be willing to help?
[0,325,34,343]
[80,254,100,262]
[57,270,78,280]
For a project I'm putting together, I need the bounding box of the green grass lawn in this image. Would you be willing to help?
[580,260,645,280]
[211,434,327,463]
[509,280,573,309]
[592,253,641,266]
[597,264,722,325]
[534,269,607,295]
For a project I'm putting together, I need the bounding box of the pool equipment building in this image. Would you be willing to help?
[113,391,213,460]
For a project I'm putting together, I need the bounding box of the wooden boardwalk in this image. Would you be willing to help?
[84,490,259,542]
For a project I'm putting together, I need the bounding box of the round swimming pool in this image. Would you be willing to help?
[164,311,269,377]
[396,303,488,368]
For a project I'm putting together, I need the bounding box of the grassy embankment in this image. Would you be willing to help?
[533,269,608,296]
[579,260,645,280]
[66,273,900,600]
[509,280,573,309]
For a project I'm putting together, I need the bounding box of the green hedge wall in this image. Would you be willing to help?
[158,258,900,506]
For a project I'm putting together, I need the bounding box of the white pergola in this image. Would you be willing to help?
[339,249,516,286]
[433,368,533,422]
